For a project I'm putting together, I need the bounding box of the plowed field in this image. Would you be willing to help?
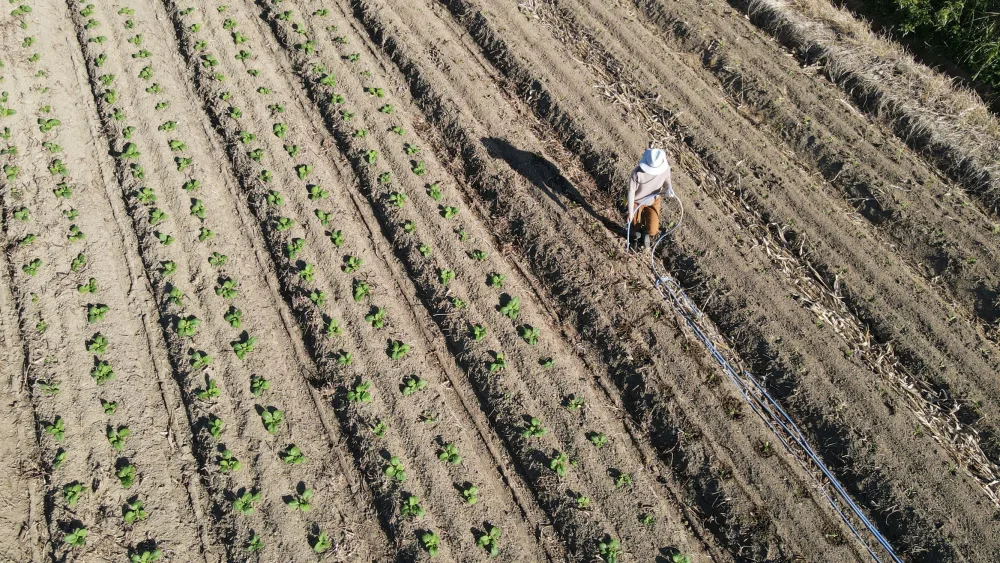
[2,0,997,561]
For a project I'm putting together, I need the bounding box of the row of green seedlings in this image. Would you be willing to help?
[273,6,639,559]
[178,5,465,556]
[78,2,284,557]
[158,3,350,555]
[3,5,159,561]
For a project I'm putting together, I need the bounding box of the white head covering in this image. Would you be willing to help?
[639,148,669,175]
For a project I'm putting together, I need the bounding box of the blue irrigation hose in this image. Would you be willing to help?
[643,207,902,563]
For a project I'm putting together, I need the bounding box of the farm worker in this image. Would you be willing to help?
[627,148,675,249]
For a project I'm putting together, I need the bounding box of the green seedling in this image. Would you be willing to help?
[392,126,406,136]
[522,417,546,438]
[250,375,269,397]
[405,143,420,155]
[280,444,306,465]
[388,192,407,208]
[176,316,200,338]
[313,532,331,554]
[499,296,520,320]
[314,209,332,226]
[190,351,212,371]
[248,148,264,162]
[353,128,368,138]
[438,442,461,464]
[365,86,385,97]
[107,425,130,451]
[117,463,136,489]
[385,456,406,481]
[576,495,591,509]
[146,84,162,94]
[330,230,345,247]
[63,209,79,220]
[238,130,255,143]
[102,400,117,415]
[63,481,83,505]
[218,449,241,473]
[199,227,214,241]
[389,340,410,360]
[400,494,425,519]
[476,524,502,557]
[369,420,387,437]
[232,335,257,360]
[259,170,273,183]
[598,538,622,563]
[133,49,151,59]
[175,157,193,171]
[353,280,371,302]
[197,379,221,401]
[412,161,427,176]
[588,432,607,449]
[39,380,59,395]
[346,380,372,403]
[640,513,655,526]
[87,304,109,323]
[209,252,228,267]
[422,183,442,202]
[420,531,439,557]
[379,171,392,185]
[342,255,363,273]
[49,159,68,176]
[519,325,539,345]
[233,490,260,515]
[224,306,242,328]
[461,483,479,505]
[259,406,284,433]
[170,287,188,308]
[157,232,174,246]
[168,139,186,152]
[670,553,692,563]
[442,205,460,219]
[130,548,162,563]
[149,209,167,225]
[366,307,386,328]
[299,263,315,283]
[379,104,394,114]
[284,144,300,157]
[247,534,264,553]
[346,53,360,63]
[363,149,378,164]
[283,239,305,261]
[418,244,432,257]
[216,277,238,299]
[124,499,148,524]
[18,234,37,247]
[401,375,427,396]
[566,396,584,410]
[471,250,488,261]
[325,317,342,337]
[549,451,569,476]
[13,207,29,221]
[67,224,86,242]
[184,179,201,192]
[614,472,632,488]
[309,290,327,307]
[319,73,336,88]
[3,165,19,182]
[22,258,41,276]
[235,49,251,61]
[78,277,98,294]
[308,185,328,200]
[159,120,177,131]
[295,164,312,179]
[439,269,456,286]
[488,352,506,373]
[154,101,169,111]
[266,189,283,206]
[273,122,287,138]
[64,527,87,548]
[285,488,313,511]
[341,109,356,121]
[92,360,115,385]
[138,66,153,80]
[277,217,295,232]
[52,450,67,471]
[87,333,109,356]
[207,416,224,439]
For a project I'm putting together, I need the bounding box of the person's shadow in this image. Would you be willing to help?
[482,137,623,236]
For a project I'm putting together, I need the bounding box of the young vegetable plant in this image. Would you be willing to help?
[369,420,387,437]
[117,463,136,489]
[63,482,84,505]
[353,280,371,302]
[438,442,461,465]
[461,483,479,505]
[207,416,224,439]
[588,432,608,449]
[488,352,506,373]
[488,273,505,289]
[78,278,98,294]
[598,538,622,563]
[247,534,264,553]
[124,499,148,524]
[224,306,242,328]
[400,375,427,396]
[442,206,460,219]
[519,325,540,345]
[215,277,238,299]
[107,425,131,451]
[365,306,386,328]
[101,400,117,415]
[197,379,221,401]
[64,527,87,548]
[92,361,115,385]
[87,304,108,323]
[388,340,410,360]
[476,524,502,557]
[522,417,546,438]
[233,489,261,515]
[346,380,372,403]
[312,532,331,554]
[280,444,306,465]
[400,494,425,519]
[176,316,200,338]
[439,269,455,286]
[498,296,520,320]
[218,449,241,473]
[549,451,569,477]
[190,350,212,370]
[384,456,406,482]
[420,531,439,557]
[259,406,284,434]
[285,488,313,512]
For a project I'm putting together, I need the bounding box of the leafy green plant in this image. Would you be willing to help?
[207,415,224,439]
[384,456,406,481]
[639,513,654,526]
[476,524,502,557]
[370,420,387,437]
[215,277,238,299]
[168,286,184,306]
[12,207,29,221]
[308,185,329,200]
[124,499,148,524]
[129,548,162,563]
[488,352,506,373]
[199,227,214,241]
[498,296,520,320]
[285,488,313,511]
[439,269,456,286]
[149,208,167,225]
[379,104,394,114]
[312,531,331,554]
[247,533,263,553]
[566,396,584,410]
[388,192,407,208]
[598,538,622,563]
[442,205,460,219]
[309,290,327,307]
[519,325,539,345]
[176,316,200,338]
[272,122,287,138]
[38,118,61,133]
[588,432,607,449]
[175,157,193,172]
[63,481,83,505]
[471,250,488,261]
[549,451,569,477]
[259,406,284,434]
[87,304,109,323]
[209,252,228,267]
[87,333,109,354]
[157,232,174,246]
[324,317,342,337]
[191,352,213,373]
[438,442,461,465]
[389,340,411,360]
[614,472,632,488]
[22,258,41,276]
[92,361,115,385]
[117,463,136,489]
[346,380,372,403]
[224,306,242,328]
[418,243,432,257]
[280,444,306,465]
[378,171,392,185]
[400,494,425,519]
[67,224,86,242]
[64,527,87,548]
[232,334,257,360]
[461,483,479,505]
[365,306,386,328]
[401,375,427,396]
[522,417,546,438]
[315,209,332,226]
[277,217,296,232]
[102,400,117,415]
[295,164,312,180]
[218,449,241,473]
[353,280,371,302]
[233,490,260,515]
[363,149,378,164]
[412,161,427,176]
[266,189,283,206]
[107,425,130,451]
[197,379,221,401]
[420,531,439,557]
